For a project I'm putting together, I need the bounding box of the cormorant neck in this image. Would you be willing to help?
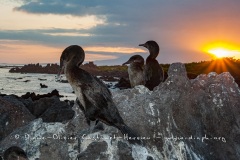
[69,55,83,67]
[147,55,155,61]
[149,50,159,59]
[65,56,82,74]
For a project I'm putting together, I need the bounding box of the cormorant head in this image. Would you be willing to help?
[139,40,159,59]
[58,45,85,76]
[3,146,28,160]
[122,55,144,66]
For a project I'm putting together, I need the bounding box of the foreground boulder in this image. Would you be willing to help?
[0,96,35,142]
[26,96,75,122]
[0,93,74,142]
[0,63,240,160]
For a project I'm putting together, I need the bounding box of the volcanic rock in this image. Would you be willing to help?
[0,96,35,141]
[1,63,240,160]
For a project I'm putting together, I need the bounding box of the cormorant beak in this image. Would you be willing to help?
[139,43,146,47]
[122,60,131,66]
[122,62,129,66]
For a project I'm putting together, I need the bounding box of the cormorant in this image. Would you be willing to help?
[3,146,28,160]
[58,45,140,144]
[139,40,164,90]
[122,55,145,88]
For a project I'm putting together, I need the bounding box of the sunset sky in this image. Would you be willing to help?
[1,0,240,65]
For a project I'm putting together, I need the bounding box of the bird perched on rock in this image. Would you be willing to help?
[3,146,28,160]
[58,45,140,144]
[139,40,164,90]
[122,55,145,88]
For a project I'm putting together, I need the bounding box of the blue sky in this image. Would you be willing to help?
[0,0,240,65]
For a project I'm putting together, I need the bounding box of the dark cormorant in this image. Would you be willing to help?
[3,146,28,160]
[58,45,140,144]
[122,55,145,88]
[139,40,164,90]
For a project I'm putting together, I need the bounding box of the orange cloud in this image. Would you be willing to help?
[0,40,119,64]
[0,41,61,64]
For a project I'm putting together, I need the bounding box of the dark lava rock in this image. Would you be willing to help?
[9,63,59,74]
[0,97,35,141]
[99,76,119,82]
[77,141,109,160]
[40,83,48,88]
[38,78,47,81]
[115,77,131,89]
[39,99,75,123]
[59,80,68,83]
[21,89,63,101]
[0,93,6,97]
[23,80,30,83]
[26,96,74,122]
[21,92,36,100]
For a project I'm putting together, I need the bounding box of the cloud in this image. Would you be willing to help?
[14,0,122,16]
[1,0,240,64]
[85,46,145,54]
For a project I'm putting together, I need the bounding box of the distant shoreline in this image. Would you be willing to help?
[2,58,240,87]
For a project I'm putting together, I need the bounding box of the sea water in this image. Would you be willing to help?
[0,68,72,100]
[0,68,118,100]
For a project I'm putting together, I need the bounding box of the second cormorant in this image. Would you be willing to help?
[122,55,145,88]
[139,40,164,90]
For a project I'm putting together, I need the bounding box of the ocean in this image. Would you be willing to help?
[0,68,119,101]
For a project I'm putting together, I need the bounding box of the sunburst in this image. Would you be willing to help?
[202,42,240,59]
[208,48,231,58]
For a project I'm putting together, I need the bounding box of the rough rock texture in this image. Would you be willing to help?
[0,96,35,141]
[115,77,131,89]
[1,63,240,160]
[27,96,75,122]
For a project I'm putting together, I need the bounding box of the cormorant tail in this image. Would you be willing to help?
[117,124,142,145]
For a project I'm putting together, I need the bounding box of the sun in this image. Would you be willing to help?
[202,42,240,59]
[208,48,231,58]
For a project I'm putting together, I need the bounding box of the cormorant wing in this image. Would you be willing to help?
[78,71,113,110]
[144,63,153,81]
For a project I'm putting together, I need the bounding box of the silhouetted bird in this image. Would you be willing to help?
[139,40,164,90]
[58,45,141,144]
[122,55,145,88]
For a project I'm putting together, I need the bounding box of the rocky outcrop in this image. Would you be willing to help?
[8,63,128,83]
[21,89,63,101]
[0,96,35,142]
[114,77,131,89]
[0,91,74,142]
[1,63,240,160]
[9,63,59,74]
[25,96,75,123]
